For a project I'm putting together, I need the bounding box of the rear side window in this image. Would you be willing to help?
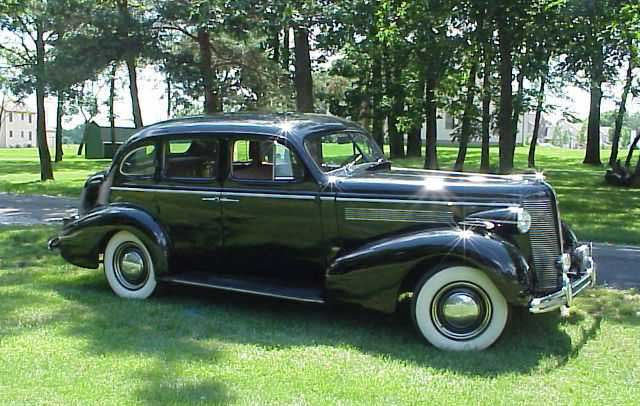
[164,138,219,179]
[120,145,157,176]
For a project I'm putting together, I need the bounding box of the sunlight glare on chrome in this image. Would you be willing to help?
[278,120,295,134]
[424,176,445,191]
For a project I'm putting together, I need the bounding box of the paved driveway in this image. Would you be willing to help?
[0,192,77,226]
[0,192,638,289]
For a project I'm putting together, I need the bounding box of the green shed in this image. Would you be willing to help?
[83,121,138,159]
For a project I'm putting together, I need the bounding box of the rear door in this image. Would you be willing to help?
[221,136,325,285]
[153,136,223,272]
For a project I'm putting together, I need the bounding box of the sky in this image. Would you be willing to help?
[21,63,640,131]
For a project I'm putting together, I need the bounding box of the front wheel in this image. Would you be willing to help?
[412,265,509,351]
[104,230,157,299]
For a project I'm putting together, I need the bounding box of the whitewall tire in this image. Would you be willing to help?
[104,230,157,299]
[412,266,509,351]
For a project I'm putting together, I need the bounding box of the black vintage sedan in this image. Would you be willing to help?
[49,113,596,351]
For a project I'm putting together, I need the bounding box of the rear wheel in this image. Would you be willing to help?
[412,266,508,351]
[104,231,157,299]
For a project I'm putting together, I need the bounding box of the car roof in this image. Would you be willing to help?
[126,113,364,144]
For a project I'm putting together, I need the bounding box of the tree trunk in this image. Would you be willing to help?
[424,75,439,169]
[271,26,280,63]
[282,27,290,71]
[528,75,546,168]
[293,26,314,113]
[126,57,143,128]
[109,63,117,145]
[406,70,425,157]
[497,21,514,174]
[584,49,603,165]
[384,51,405,159]
[454,60,479,171]
[198,29,219,114]
[35,21,53,181]
[370,33,384,149]
[55,92,64,162]
[480,45,491,172]
[625,130,640,168]
[511,70,525,156]
[609,55,634,166]
[166,70,172,118]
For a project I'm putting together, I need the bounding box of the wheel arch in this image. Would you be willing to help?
[57,204,171,275]
[326,229,532,314]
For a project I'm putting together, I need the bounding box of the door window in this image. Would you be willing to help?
[120,144,157,176]
[164,138,219,179]
[231,139,303,181]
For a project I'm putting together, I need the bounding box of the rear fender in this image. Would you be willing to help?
[326,229,531,313]
[56,204,170,274]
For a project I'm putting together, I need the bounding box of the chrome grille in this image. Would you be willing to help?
[523,199,562,291]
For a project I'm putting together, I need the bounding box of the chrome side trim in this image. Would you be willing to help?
[337,197,516,207]
[111,186,221,195]
[111,187,316,200]
[223,191,316,200]
[163,278,326,304]
[345,207,454,224]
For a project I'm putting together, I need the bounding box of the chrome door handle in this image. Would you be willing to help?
[201,196,219,201]
[220,197,240,203]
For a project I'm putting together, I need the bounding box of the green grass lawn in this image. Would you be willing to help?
[1,144,638,244]
[0,226,639,405]
[0,145,111,197]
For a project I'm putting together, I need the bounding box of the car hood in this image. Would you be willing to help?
[330,167,552,204]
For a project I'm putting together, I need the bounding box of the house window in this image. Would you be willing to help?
[29,114,32,123]
[9,112,13,122]
[21,131,24,138]
[28,131,32,140]
[21,113,25,121]
[9,130,13,138]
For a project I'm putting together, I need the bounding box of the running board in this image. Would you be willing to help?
[159,272,326,304]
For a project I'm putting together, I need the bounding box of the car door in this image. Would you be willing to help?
[153,136,223,272]
[221,135,325,285]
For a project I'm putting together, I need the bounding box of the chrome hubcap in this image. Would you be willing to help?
[113,243,148,290]
[431,282,492,341]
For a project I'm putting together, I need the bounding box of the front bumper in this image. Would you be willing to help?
[529,243,596,313]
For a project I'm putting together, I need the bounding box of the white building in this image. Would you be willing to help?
[421,111,548,146]
[0,100,55,149]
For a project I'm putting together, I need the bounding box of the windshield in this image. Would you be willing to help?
[304,131,386,173]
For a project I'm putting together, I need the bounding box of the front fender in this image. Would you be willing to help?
[55,204,170,274]
[326,229,531,313]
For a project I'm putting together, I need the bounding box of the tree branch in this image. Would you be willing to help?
[157,25,197,40]
[14,15,36,43]
[0,43,31,64]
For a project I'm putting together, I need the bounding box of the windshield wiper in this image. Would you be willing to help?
[365,159,392,171]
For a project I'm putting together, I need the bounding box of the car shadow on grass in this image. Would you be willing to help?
[46,271,608,380]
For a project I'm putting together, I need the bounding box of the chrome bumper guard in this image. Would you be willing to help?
[529,243,596,314]
[47,236,60,251]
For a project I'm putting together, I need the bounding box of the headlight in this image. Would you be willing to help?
[515,208,531,233]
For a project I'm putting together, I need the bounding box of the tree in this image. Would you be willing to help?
[0,0,67,180]
[156,0,281,114]
[293,25,314,112]
[496,6,515,173]
[609,48,636,166]
[562,0,629,165]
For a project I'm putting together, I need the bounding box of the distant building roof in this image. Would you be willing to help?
[1,98,35,114]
